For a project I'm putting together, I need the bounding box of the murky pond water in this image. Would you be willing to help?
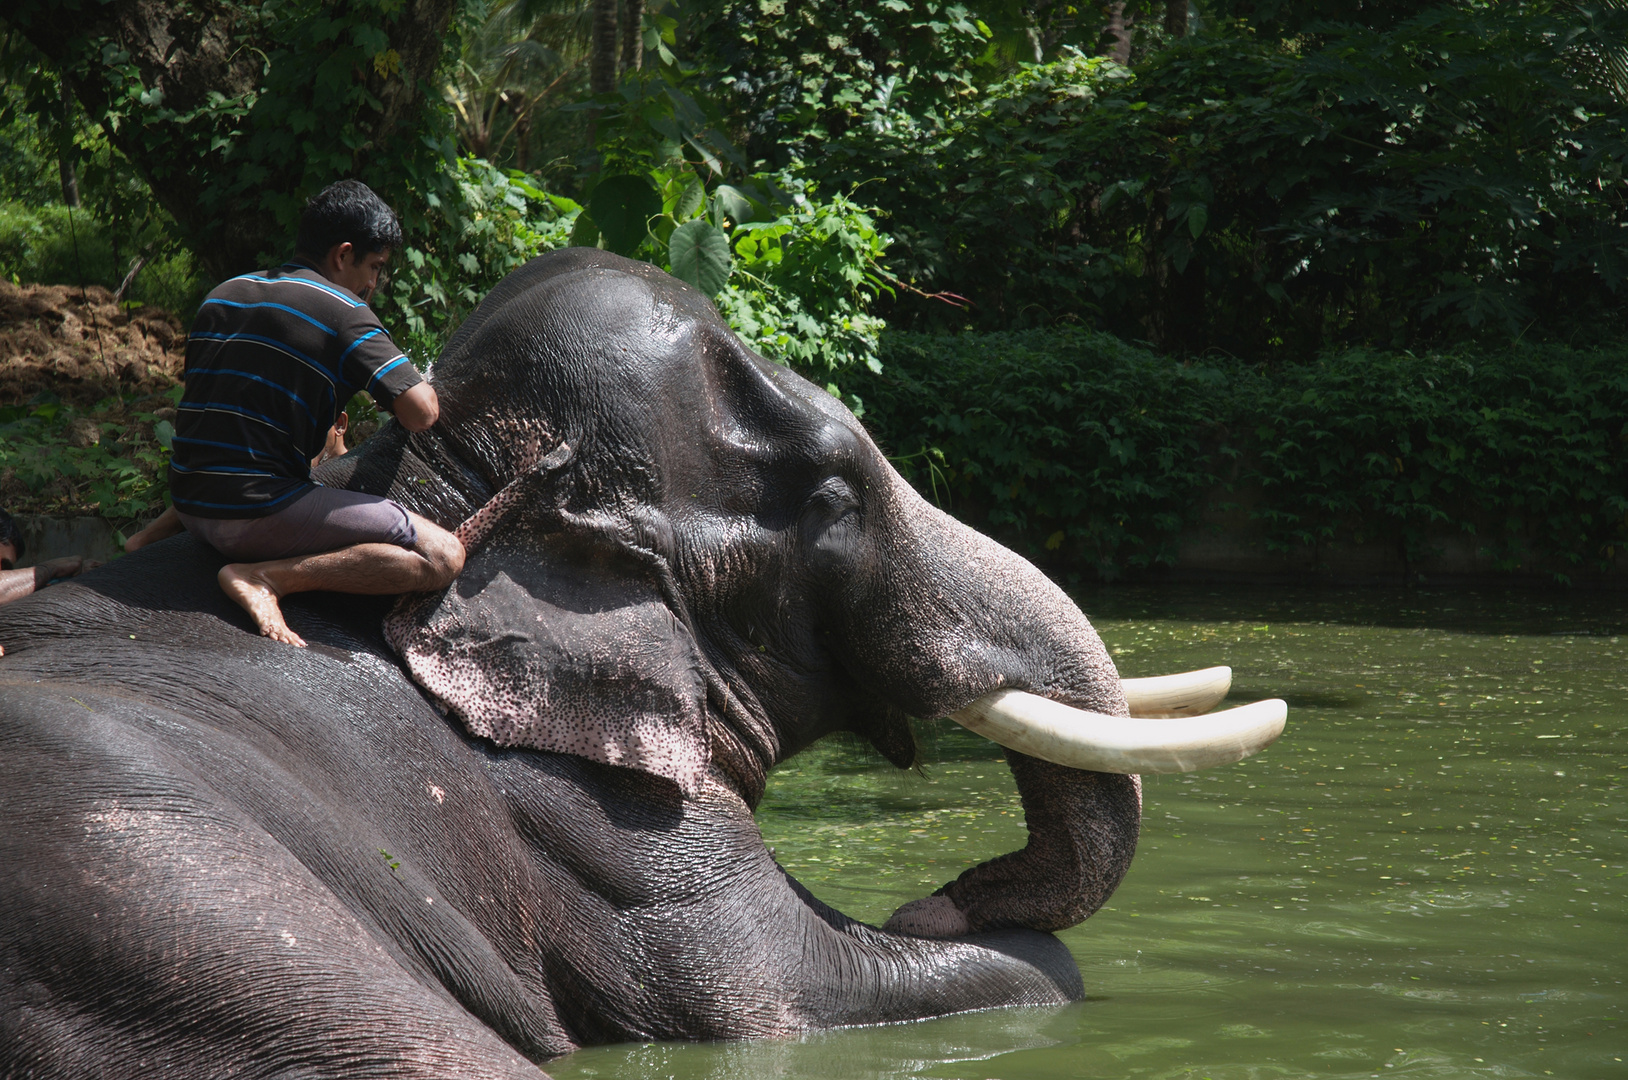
[551,588,1628,1080]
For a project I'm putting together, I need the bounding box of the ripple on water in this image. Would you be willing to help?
[1287,919,1414,944]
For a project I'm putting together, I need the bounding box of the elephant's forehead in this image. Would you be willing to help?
[432,253,877,491]
[457,265,704,372]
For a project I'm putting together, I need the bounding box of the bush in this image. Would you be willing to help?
[853,330,1628,581]
[0,389,178,534]
[857,328,1220,576]
[0,67,210,314]
[378,157,579,364]
[1233,347,1628,576]
[0,73,59,208]
[713,176,891,391]
[825,5,1628,355]
[387,156,892,400]
[0,203,204,314]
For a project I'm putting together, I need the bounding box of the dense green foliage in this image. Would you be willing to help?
[686,0,997,168]
[382,153,891,390]
[0,44,205,309]
[0,204,201,313]
[382,157,578,361]
[712,178,891,389]
[831,5,1628,353]
[0,60,57,207]
[4,0,472,279]
[856,332,1628,581]
[3,0,1625,590]
[1205,0,1426,37]
[0,389,177,531]
[12,1,1620,359]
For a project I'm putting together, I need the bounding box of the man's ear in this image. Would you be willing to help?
[384,526,712,797]
[324,241,354,274]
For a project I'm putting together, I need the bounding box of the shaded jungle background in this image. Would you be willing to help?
[0,0,1624,578]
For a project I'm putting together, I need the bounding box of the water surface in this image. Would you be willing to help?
[551,588,1627,1080]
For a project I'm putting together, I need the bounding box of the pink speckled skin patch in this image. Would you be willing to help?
[385,442,713,797]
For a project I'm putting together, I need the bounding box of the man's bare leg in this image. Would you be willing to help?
[218,512,464,647]
[125,506,184,552]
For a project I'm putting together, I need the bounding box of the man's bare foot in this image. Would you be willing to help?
[218,564,307,647]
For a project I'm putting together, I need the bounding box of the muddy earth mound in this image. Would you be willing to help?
[0,281,185,407]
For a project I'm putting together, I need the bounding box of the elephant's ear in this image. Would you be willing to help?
[384,525,711,796]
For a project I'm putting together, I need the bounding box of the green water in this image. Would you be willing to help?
[551,589,1628,1080]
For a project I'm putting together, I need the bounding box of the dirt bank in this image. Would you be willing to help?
[0,280,185,407]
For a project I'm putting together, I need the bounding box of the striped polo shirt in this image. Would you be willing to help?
[170,260,422,518]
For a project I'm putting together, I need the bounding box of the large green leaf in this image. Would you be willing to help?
[667,220,732,296]
[569,210,599,249]
[589,175,661,256]
[712,184,757,227]
[670,176,705,221]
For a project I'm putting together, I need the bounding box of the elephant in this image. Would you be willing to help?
[0,250,1282,1078]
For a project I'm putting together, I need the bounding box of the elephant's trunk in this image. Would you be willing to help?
[853,452,1287,936]
[940,753,1142,935]
[838,473,1152,936]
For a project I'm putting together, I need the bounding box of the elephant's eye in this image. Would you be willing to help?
[804,477,861,539]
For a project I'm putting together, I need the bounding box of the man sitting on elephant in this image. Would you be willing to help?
[136,180,464,646]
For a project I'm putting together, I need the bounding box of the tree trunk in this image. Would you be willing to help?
[514,108,531,173]
[56,145,79,209]
[591,0,619,94]
[56,81,79,208]
[1106,2,1133,64]
[9,0,458,281]
[620,0,644,74]
[113,254,148,305]
[1165,1,1189,39]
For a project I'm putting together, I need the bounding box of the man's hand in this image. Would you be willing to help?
[391,383,440,432]
[35,557,90,587]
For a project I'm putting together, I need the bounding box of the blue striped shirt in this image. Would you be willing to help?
[170,261,422,518]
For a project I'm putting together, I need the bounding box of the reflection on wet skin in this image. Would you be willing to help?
[549,586,1627,1080]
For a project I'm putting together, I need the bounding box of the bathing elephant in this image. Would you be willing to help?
[0,250,1281,1078]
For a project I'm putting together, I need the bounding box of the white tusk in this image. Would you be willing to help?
[1123,666,1232,718]
[949,689,1286,774]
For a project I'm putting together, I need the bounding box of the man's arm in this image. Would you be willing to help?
[0,558,89,605]
[389,382,440,432]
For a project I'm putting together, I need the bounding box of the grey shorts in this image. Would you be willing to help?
[177,486,418,563]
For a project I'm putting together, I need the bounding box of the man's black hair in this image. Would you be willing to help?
[295,180,404,261]
[0,510,23,562]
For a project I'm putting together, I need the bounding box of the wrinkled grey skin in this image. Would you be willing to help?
[0,250,1139,1079]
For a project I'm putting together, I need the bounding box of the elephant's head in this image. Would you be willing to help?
[363,250,1279,937]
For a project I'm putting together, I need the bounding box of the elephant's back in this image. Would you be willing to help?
[0,538,536,917]
[0,675,569,1077]
[0,570,572,1054]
